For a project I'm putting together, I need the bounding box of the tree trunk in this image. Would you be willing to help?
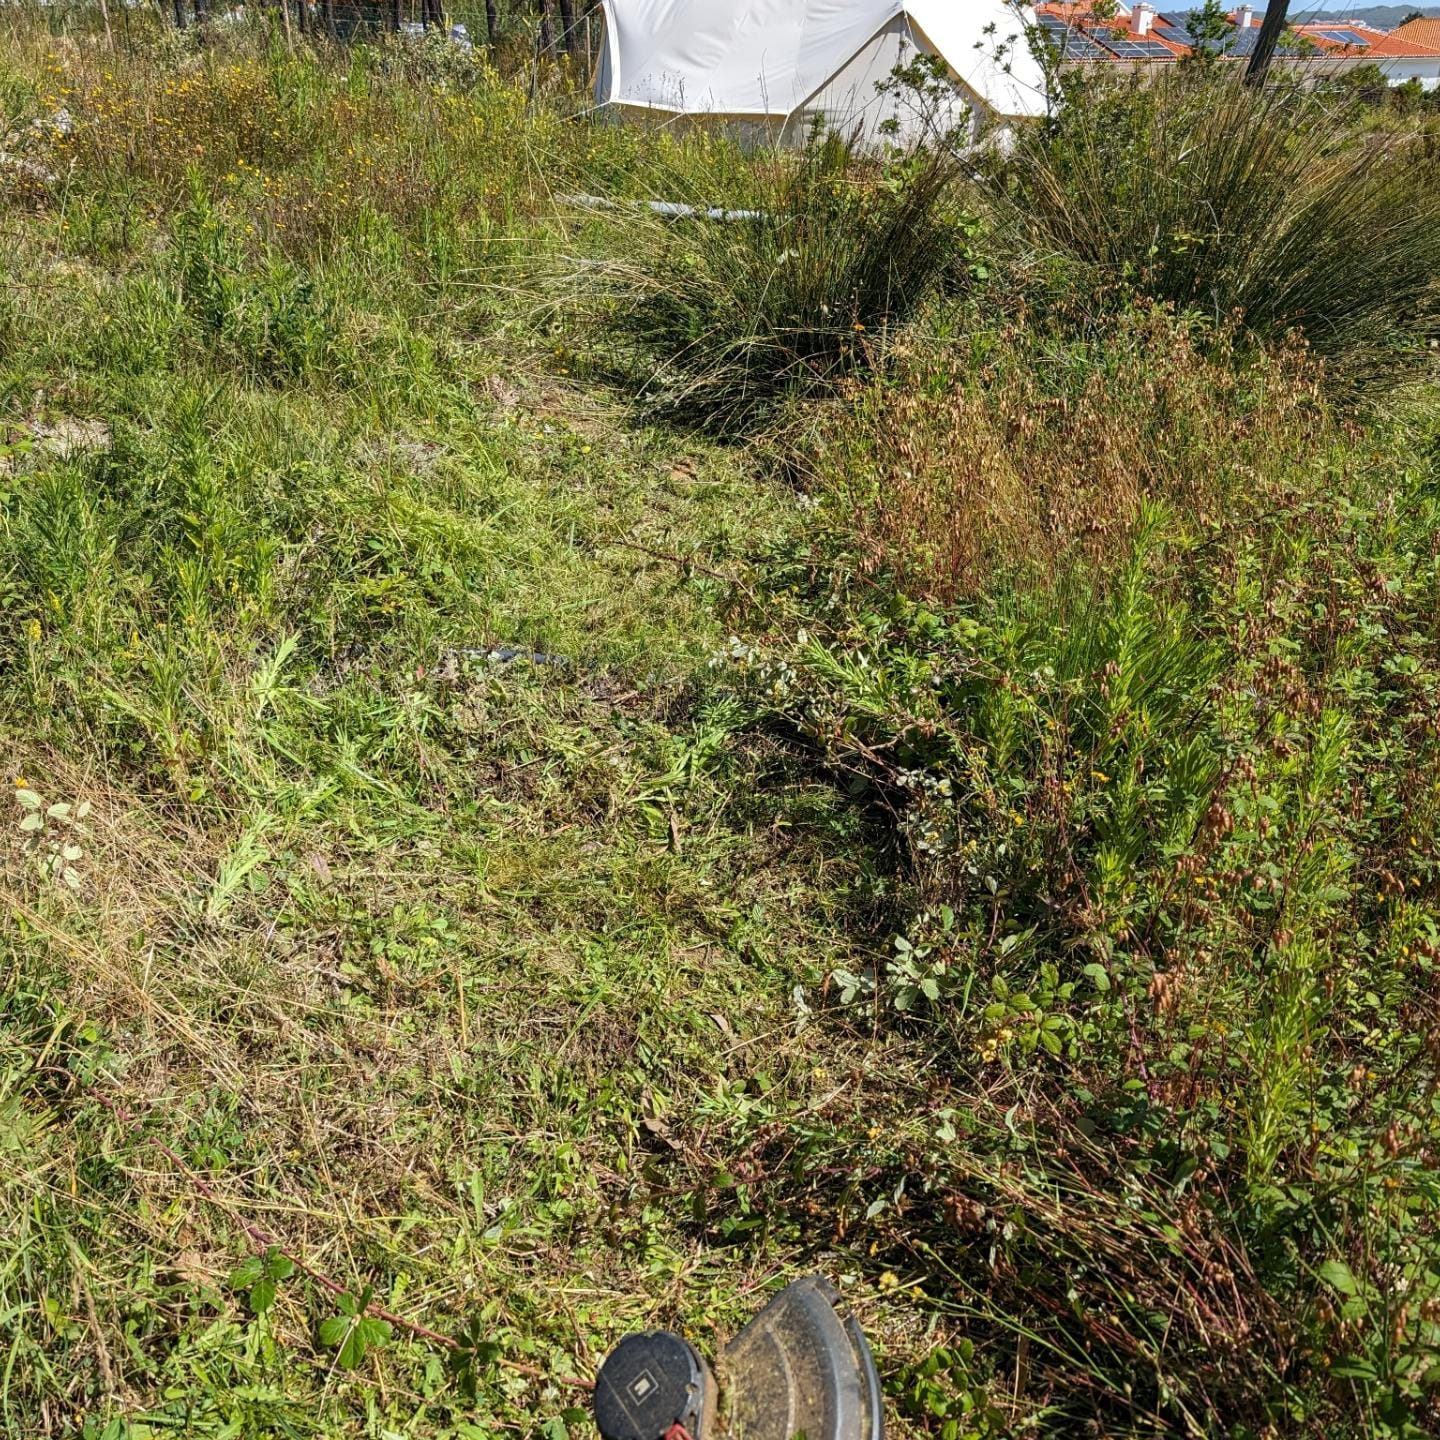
[322,0,336,39]
[556,0,576,54]
[485,0,498,46]
[1244,0,1290,85]
[391,0,403,32]
[172,0,187,29]
[539,0,555,56]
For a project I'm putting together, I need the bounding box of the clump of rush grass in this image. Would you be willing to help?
[575,125,975,432]
[992,68,1440,387]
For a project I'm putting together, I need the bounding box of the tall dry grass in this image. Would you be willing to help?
[788,304,1327,602]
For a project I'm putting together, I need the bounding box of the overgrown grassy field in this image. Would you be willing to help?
[3,12,1440,1440]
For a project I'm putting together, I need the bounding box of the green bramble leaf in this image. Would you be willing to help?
[321,1288,387,1368]
[337,1322,370,1368]
[1318,1259,1359,1297]
[228,1257,265,1290]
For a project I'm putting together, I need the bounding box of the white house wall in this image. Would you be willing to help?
[1375,55,1440,88]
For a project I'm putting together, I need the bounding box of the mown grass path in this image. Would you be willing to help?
[0,96,899,1433]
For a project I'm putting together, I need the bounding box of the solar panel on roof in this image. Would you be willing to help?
[1099,37,1177,56]
[1192,29,1300,56]
[1035,16,1109,59]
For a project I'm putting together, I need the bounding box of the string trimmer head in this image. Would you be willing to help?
[593,1275,883,1440]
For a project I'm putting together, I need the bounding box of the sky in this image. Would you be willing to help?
[1283,2,1436,9]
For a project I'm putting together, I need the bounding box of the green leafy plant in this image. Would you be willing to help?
[319,1287,393,1370]
[894,1341,1006,1439]
[226,1246,296,1316]
[13,785,89,889]
[172,173,335,381]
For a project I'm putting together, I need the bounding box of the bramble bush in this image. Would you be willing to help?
[729,315,1440,1430]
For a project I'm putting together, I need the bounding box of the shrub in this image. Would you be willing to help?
[787,303,1325,601]
[171,177,337,380]
[994,70,1440,386]
[734,377,1440,1432]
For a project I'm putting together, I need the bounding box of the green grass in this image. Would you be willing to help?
[0,26,892,1439]
[3,16,1440,1440]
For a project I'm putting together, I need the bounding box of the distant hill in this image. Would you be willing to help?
[1290,4,1440,27]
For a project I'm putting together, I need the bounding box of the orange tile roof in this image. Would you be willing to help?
[1391,17,1440,50]
[1365,21,1440,57]
[1032,3,1440,61]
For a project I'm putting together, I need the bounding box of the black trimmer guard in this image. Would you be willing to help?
[593,1275,883,1440]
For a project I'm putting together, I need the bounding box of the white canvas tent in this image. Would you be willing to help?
[594,1,1047,146]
